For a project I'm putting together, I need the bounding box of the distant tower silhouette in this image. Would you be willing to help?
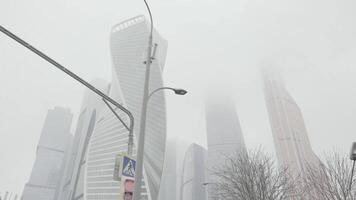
[3,192,8,200]
[56,79,109,200]
[180,144,208,200]
[205,94,246,199]
[22,107,73,200]
[262,67,319,176]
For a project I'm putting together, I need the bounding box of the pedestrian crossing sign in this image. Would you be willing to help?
[122,156,136,178]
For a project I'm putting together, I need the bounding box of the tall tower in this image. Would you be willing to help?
[57,79,109,200]
[180,144,208,200]
[85,15,168,200]
[205,95,246,198]
[158,138,190,200]
[158,139,178,200]
[22,107,73,200]
[263,67,319,176]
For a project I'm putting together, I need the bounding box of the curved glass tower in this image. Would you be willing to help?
[205,96,246,199]
[85,15,168,200]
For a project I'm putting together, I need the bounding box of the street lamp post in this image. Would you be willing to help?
[133,86,187,200]
[148,87,187,99]
[132,0,154,199]
[0,26,135,156]
[349,142,356,192]
[0,24,137,200]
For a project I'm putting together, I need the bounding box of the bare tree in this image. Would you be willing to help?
[301,151,356,200]
[210,149,296,200]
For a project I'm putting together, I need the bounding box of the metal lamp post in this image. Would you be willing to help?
[0,26,135,155]
[133,85,187,200]
[349,142,356,192]
[132,0,154,199]
[148,87,187,99]
[0,24,137,200]
[0,26,135,153]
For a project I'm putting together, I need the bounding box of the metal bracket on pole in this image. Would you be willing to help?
[151,43,158,60]
[102,98,130,131]
[102,98,134,155]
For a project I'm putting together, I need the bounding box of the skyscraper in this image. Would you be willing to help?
[180,143,207,200]
[85,15,168,200]
[3,192,8,200]
[57,79,109,200]
[263,67,319,176]
[158,139,178,200]
[205,96,246,198]
[158,138,190,200]
[22,107,73,200]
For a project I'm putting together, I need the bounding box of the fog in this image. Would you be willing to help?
[1,0,356,194]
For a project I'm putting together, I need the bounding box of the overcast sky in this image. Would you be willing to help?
[1,0,356,194]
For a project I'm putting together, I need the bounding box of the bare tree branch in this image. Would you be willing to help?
[210,148,296,200]
[301,151,356,200]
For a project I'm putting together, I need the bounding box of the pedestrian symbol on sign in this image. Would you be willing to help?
[122,156,136,178]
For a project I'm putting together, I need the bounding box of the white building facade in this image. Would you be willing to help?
[84,15,168,200]
[57,79,109,200]
[22,107,73,200]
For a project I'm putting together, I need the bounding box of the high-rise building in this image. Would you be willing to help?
[22,107,73,200]
[180,144,207,200]
[85,15,168,200]
[263,68,319,176]
[158,139,178,200]
[205,96,246,198]
[158,138,190,200]
[56,79,109,200]
[3,192,8,200]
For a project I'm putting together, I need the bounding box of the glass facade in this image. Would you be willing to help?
[263,68,320,176]
[85,15,168,200]
[180,144,207,200]
[22,107,73,200]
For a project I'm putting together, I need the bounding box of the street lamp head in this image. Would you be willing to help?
[173,89,187,95]
[350,142,356,161]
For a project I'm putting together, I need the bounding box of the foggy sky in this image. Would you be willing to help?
[1,0,356,194]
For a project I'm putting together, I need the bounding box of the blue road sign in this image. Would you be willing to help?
[122,156,136,178]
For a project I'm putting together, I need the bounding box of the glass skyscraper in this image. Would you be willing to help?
[205,96,246,199]
[158,139,190,200]
[57,79,109,200]
[263,68,320,177]
[180,144,207,200]
[85,15,168,200]
[22,107,73,200]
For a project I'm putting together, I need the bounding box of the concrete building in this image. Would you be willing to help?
[22,107,73,200]
[263,68,319,176]
[85,15,168,200]
[180,144,207,200]
[57,79,109,200]
[205,96,246,198]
